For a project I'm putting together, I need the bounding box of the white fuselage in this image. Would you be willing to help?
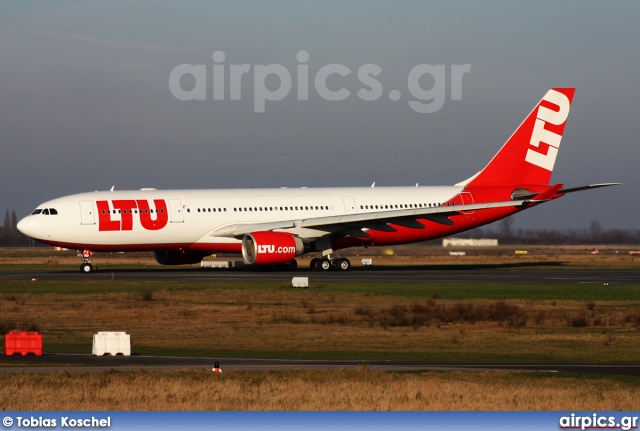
[17,186,468,252]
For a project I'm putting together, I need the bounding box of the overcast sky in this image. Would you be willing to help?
[1,1,638,230]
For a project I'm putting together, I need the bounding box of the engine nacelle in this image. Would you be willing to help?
[154,250,207,266]
[242,232,305,265]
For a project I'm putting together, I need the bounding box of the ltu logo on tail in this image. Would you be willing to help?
[525,89,571,172]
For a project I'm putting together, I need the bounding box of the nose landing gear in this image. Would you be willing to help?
[78,250,95,274]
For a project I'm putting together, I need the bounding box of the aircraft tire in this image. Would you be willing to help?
[319,258,331,271]
[80,263,93,274]
[337,258,351,271]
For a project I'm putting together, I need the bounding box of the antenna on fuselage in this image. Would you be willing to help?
[371,182,375,188]
[110,186,115,192]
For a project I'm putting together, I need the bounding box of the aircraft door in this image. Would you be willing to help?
[459,192,474,214]
[342,196,356,215]
[169,199,184,223]
[80,201,95,225]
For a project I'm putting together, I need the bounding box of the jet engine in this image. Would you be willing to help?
[154,250,207,266]
[242,232,306,265]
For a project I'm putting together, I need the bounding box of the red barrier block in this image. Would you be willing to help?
[4,331,43,356]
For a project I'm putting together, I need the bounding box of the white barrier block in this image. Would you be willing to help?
[92,331,131,356]
[201,261,232,268]
[361,258,373,266]
[449,251,466,256]
[292,277,309,288]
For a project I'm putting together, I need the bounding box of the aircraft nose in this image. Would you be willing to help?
[17,216,34,238]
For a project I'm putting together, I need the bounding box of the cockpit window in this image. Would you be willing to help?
[32,209,43,215]
[49,208,58,215]
[42,209,50,215]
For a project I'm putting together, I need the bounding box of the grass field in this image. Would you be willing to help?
[2,369,639,410]
[1,248,639,410]
[1,278,640,362]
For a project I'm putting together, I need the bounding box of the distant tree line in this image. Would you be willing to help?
[459,217,640,245]
[0,209,32,247]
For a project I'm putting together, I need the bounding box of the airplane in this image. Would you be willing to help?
[17,88,618,273]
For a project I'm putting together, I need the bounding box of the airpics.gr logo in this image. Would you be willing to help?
[559,413,638,431]
[168,51,471,113]
[525,89,571,172]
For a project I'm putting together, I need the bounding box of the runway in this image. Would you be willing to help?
[1,266,639,284]
[2,353,640,376]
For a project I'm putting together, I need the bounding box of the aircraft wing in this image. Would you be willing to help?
[212,199,532,240]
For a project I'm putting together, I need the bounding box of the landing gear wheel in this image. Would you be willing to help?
[318,258,331,271]
[336,258,351,271]
[80,263,93,274]
[310,258,319,269]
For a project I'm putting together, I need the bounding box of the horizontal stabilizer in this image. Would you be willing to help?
[558,183,621,195]
[528,184,563,202]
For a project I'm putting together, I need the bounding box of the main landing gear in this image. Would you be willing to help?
[309,256,351,271]
[78,249,95,274]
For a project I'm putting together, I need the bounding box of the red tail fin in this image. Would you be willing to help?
[457,88,575,187]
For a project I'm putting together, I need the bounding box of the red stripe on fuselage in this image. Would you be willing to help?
[332,184,554,250]
[36,239,242,254]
